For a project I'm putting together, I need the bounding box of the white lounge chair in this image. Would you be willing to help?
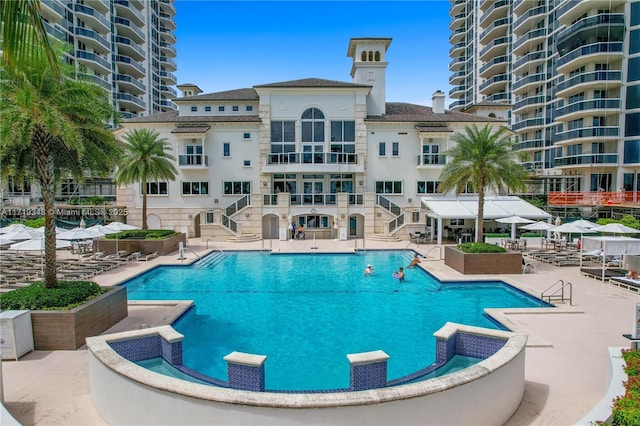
[139,252,158,261]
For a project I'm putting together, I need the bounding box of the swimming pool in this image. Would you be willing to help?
[123,250,543,391]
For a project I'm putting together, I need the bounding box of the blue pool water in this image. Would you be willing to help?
[123,251,543,391]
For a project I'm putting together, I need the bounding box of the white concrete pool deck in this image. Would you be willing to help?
[1,238,639,425]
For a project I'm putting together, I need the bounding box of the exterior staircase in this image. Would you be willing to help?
[225,234,261,243]
[366,233,402,242]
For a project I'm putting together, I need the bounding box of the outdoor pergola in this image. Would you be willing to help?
[421,196,552,245]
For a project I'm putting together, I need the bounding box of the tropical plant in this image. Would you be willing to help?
[0,41,121,288]
[438,124,528,244]
[114,128,177,230]
[0,0,60,77]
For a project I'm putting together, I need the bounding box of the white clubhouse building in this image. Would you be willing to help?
[116,37,540,243]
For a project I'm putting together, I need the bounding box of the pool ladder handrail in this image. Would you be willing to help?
[260,239,273,253]
[355,238,366,253]
[185,246,202,260]
[540,279,572,306]
[422,245,443,260]
[205,239,224,254]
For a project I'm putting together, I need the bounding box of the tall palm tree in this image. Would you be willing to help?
[0,42,121,288]
[115,129,177,230]
[438,124,528,244]
[1,0,60,78]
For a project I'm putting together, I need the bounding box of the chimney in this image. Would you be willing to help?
[432,90,445,114]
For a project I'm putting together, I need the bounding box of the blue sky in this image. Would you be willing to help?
[174,1,452,106]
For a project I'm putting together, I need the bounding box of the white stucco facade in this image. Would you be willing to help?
[115,37,506,241]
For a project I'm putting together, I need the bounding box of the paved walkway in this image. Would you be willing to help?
[1,238,638,425]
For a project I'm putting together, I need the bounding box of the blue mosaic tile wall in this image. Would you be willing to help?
[109,335,161,362]
[436,336,457,363]
[227,363,265,392]
[350,361,388,391]
[456,333,506,359]
[161,339,183,365]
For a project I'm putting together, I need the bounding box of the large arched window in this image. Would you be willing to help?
[301,107,325,163]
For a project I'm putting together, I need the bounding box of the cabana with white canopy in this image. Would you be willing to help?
[581,236,640,281]
[421,196,552,244]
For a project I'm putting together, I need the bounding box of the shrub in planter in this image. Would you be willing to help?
[611,349,640,425]
[103,229,178,240]
[457,242,507,254]
[0,280,107,310]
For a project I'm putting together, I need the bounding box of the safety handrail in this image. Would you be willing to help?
[185,246,202,260]
[540,279,572,306]
[260,239,272,253]
[422,245,443,260]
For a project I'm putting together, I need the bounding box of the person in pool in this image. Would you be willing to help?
[364,264,373,276]
[408,253,421,268]
[393,266,405,281]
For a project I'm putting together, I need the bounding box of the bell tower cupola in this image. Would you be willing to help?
[347,37,392,116]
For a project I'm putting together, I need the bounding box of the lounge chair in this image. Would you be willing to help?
[609,276,640,294]
[139,251,158,261]
[522,257,535,274]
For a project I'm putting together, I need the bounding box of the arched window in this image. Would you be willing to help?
[361,51,367,61]
[301,108,325,164]
[375,51,380,61]
[488,113,496,118]
[368,51,373,61]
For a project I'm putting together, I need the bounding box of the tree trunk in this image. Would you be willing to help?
[141,178,148,230]
[32,126,58,288]
[477,186,486,244]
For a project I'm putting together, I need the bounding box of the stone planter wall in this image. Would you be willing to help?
[30,286,128,350]
[98,233,186,255]
[445,246,523,275]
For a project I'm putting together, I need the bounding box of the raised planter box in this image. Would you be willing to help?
[30,286,128,350]
[445,246,523,275]
[99,233,186,255]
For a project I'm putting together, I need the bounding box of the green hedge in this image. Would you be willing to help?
[103,229,178,240]
[457,242,507,253]
[485,233,509,238]
[0,281,106,311]
[611,349,640,425]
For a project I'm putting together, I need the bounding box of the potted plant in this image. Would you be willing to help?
[445,242,523,275]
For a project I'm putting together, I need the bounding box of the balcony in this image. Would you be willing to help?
[449,99,465,110]
[513,139,545,151]
[115,36,145,60]
[159,85,178,98]
[513,5,547,35]
[448,56,466,72]
[556,42,624,73]
[554,153,619,168]
[450,0,465,15]
[557,14,625,46]
[115,54,145,77]
[159,56,177,71]
[159,27,177,44]
[73,4,110,33]
[115,74,145,94]
[75,27,111,53]
[40,0,65,23]
[159,100,177,110]
[513,28,547,55]
[485,92,509,102]
[554,126,619,144]
[159,0,176,14]
[449,27,466,44]
[479,0,510,27]
[116,93,146,111]
[479,55,508,78]
[43,22,65,42]
[513,0,531,15]
[114,0,145,26]
[557,0,613,25]
[513,50,547,74]
[449,70,465,85]
[76,50,111,74]
[159,71,177,85]
[449,41,465,56]
[262,152,363,174]
[289,193,338,207]
[511,117,544,132]
[416,154,446,167]
[91,0,110,13]
[513,95,546,114]
[160,42,177,58]
[449,85,465,97]
[556,71,622,97]
[479,73,509,93]
[479,17,509,43]
[555,98,620,121]
[159,12,177,30]
[78,73,110,91]
[114,17,145,43]
[522,161,544,172]
[512,73,545,94]
[479,36,510,61]
[178,154,209,168]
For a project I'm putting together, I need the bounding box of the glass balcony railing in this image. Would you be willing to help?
[558,13,625,45]
[479,36,510,57]
[513,5,547,30]
[556,71,622,93]
[511,117,544,131]
[479,0,509,26]
[554,126,619,142]
[512,73,545,91]
[513,27,547,51]
[290,193,338,206]
[74,4,110,30]
[555,98,620,118]
[116,93,146,109]
[178,154,209,166]
[555,153,618,167]
[416,155,446,166]
[513,95,546,111]
[267,152,358,165]
[78,73,110,91]
[115,55,145,75]
[479,73,509,91]
[76,50,110,71]
[513,50,547,71]
[114,17,145,41]
[556,42,623,69]
[115,36,145,58]
[514,139,545,150]
[115,74,146,92]
[479,55,508,75]
[479,17,509,41]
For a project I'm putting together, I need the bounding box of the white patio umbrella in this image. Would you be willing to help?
[570,219,598,229]
[104,222,139,254]
[2,228,42,241]
[36,226,66,234]
[57,228,99,241]
[519,220,555,239]
[0,236,16,246]
[591,223,640,235]
[10,237,72,251]
[550,223,597,244]
[0,223,27,234]
[496,215,535,239]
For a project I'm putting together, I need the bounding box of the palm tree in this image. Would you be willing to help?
[115,129,177,230]
[0,42,121,288]
[1,0,60,77]
[438,124,528,244]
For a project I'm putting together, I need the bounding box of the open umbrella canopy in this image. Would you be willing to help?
[104,222,138,232]
[2,228,43,241]
[591,223,640,235]
[497,215,535,239]
[551,223,597,234]
[0,223,27,234]
[570,219,598,229]
[10,238,72,251]
[0,236,16,245]
[519,221,555,231]
[57,228,100,240]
